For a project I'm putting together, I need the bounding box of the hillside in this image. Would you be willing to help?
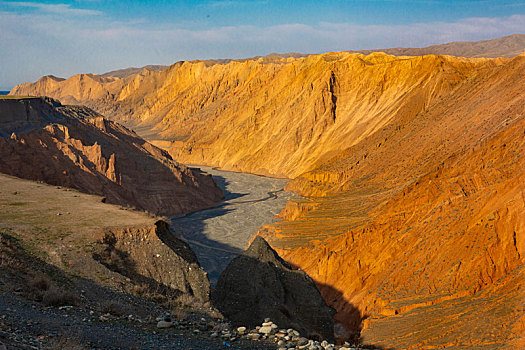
[352,33,525,58]
[10,52,507,178]
[0,173,280,349]
[0,97,223,216]
[257,54,525,348]
[9,41,525,348]
[102,65,169,78]
[276,115,525,348]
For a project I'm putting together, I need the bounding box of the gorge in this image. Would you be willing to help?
[170,165,294,285]
[7,35,525,349]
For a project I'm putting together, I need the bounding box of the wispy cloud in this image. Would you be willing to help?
[2,1,102,15]
[1,9,524,89]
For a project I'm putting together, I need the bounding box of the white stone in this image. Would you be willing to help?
[247,333,260,340]
[156,320,173,328]
[258,326,273,334]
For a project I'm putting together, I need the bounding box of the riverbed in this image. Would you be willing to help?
[170,165,295,285]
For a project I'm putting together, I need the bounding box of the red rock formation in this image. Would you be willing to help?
[265,56,525,348]
[0,97,223,216]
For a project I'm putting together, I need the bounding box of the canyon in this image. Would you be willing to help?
[170,165,294,285]
[9,35,525,348]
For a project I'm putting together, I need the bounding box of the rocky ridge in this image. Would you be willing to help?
[0,97,223,216]
[9,52,508,178]
[92,220,211,303]
[262,58,525,348]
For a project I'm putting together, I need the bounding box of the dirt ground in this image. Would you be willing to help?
[0,173,275,349]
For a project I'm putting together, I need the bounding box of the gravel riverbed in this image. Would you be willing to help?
[171,166,297,284]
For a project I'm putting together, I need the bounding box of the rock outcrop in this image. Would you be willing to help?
[0,173,213,321]
[0,96,63,136]
[213,236,335,341]
[93,220,210,302]
[0,97,223,216]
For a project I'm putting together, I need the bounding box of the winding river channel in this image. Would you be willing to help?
[170,165,296,285]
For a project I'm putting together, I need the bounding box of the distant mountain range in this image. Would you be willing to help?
[101,65,169,78]
[99,34,525,79]
[349,33,525,58]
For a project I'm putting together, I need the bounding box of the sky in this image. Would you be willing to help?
[1,0,525,90]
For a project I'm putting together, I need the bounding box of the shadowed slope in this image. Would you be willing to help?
[213,236,335,341]
[0,97,223,216]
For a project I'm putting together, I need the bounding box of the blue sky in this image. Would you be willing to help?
[1,0,525,89]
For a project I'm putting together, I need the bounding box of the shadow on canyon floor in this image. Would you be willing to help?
[171,173,388,348]
[169,173,249,284]
[209,172,247,201]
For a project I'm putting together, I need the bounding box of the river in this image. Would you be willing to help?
[170,165,295,285]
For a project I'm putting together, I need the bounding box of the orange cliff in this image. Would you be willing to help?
[10,50,525,348]
[260,55,525,348]
[11,53,506,178]
[278,115,525,348]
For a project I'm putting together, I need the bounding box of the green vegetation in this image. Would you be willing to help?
[9,202,28,206]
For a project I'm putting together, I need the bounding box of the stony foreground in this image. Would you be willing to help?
[0,291,276,350]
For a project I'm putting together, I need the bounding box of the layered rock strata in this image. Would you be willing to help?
[0,97,223,216]
[10,53,507,178]
[9,45,525,348]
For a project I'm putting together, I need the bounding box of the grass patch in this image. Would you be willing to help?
[41,288,79,307]
[8,202,28,206]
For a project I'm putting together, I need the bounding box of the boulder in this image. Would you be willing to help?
[213,236,334,341]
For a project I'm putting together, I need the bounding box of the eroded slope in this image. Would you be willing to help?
[261,57,525,348]
[9,48,525,348]
[11,53,505,178]
[0,97,223,216]
[0,173,210,304]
